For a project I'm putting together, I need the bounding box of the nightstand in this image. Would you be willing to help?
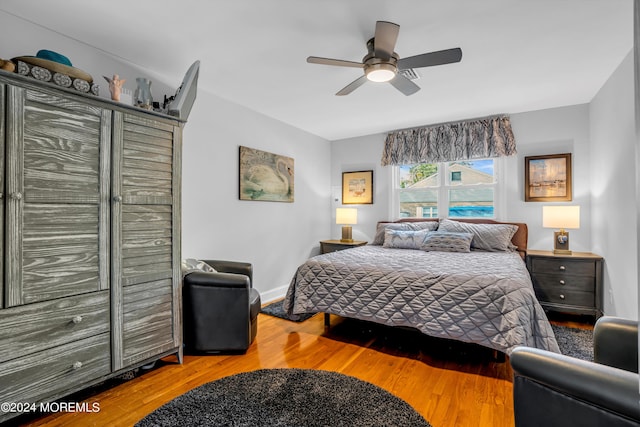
[320,239,367,254]
[526,250,603,319]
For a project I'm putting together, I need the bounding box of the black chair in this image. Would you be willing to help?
[183,259,261,353]
[510,316,639,427]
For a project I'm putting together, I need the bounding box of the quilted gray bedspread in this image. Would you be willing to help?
[283,246,559,354]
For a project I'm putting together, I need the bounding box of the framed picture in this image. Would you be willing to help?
[239,146,294,202]
[342,170,373,204]
[524,153,572,202]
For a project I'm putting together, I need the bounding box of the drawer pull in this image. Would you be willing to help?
[72,315,83,324]
[10,192,22,200]
[72,361,83,370]
[559,265,566,271]
[559,280,565,285]
[113,195,123,203]
[559,294,565,300]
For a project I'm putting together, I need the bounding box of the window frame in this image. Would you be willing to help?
[391,158,505,220]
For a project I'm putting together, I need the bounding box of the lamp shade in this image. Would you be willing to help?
[336,208,357,225]
[542,206,580,229]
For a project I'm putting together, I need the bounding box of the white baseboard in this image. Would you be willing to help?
[259,284,288,304]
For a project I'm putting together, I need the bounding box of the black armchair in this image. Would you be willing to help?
[183,260,261,353]
[510,316,639,427]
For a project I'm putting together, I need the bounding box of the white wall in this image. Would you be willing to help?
[182,92,331,301]
[590,51,637,319]
[507,105,592,252]
[0,11,332,303]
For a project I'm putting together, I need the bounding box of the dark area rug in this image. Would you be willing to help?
[135,368,431,427]
[552,324,594,361]
[261,299,317,322]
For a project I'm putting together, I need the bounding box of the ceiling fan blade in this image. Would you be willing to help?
[374,21,400,60]
[398,48,463,70]
[307,56,364,68]
[336,75,368,96]
[389,74,420,96]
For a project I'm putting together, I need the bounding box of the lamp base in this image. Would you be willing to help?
[340,225,353,243]
[553,230,571,255]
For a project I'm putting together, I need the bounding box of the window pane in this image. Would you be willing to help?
[399,188,438,218]
[399,164,438,188]
[448,188,494,218]
[448,160,494,186]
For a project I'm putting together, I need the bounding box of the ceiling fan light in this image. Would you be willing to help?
[365,63,396,82]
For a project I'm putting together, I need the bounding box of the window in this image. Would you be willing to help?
[396,159,498,219]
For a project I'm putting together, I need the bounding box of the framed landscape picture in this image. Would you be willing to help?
[524,153,572,202]
[342,170,373,204]
[239,146,294,202]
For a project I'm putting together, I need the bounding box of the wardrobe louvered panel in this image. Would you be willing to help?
[121,279,174,366]
[5,86,110,308]
[121,205,173,286]
[122,117,173,202]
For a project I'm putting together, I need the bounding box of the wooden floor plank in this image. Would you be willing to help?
[15,310,590,427]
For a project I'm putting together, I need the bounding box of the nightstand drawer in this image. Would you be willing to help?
[530,258,595,276]
[534,287,594,307]
[530,273,594,292]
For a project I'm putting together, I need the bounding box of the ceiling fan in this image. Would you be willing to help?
[307,21,462,96]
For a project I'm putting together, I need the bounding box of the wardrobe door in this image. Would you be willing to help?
[4,85,110,307]
[0,83,4,309]
[111,111,182,369]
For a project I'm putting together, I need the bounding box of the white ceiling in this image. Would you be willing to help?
[0,0,633,141]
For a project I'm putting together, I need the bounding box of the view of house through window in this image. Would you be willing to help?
[397,159,496,218]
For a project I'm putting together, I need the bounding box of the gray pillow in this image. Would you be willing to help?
[383,229,430,250]
[372,221,438,245]
[181,258,217,276]
[438,219,518,252]
[421,231,473,253]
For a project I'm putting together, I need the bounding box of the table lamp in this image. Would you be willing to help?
[542,205,580,254]
[336,208,357,243]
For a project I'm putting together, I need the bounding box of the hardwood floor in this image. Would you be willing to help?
[14,310,592,427]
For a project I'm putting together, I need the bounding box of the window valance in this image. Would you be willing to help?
[381,115,517,166]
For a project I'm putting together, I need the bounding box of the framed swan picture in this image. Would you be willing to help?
[239,146,294,202]
[342,170,373,204]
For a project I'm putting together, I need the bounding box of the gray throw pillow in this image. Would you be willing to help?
[383,229,430,250]
[372,221,438,245]
[421,231,473,253]
[438,219,518,252]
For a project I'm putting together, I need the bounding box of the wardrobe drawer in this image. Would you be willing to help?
[0,333,110,409]
[0,291,109,363]
[529,258,595,276]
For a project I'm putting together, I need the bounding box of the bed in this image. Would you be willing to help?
[283,218,560,355]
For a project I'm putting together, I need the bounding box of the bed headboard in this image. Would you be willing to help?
[389,218,529,258]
